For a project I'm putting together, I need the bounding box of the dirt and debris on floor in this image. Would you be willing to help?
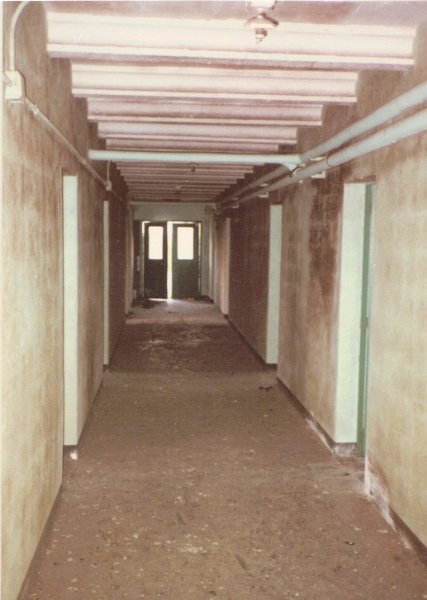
[27,301,427,599]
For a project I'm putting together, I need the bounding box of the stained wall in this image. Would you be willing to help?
[228,198,270,360]
[107,186,128,361]
[359,27,427,542]
[277,23,427,545]
[278,171,343,435]
[1,4,127,599]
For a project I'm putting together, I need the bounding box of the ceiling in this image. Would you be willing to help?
[43,1,427,204]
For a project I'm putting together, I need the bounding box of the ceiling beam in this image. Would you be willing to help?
[97,121,297,140]
[87,99,324,122]
[72,65,358,100]
[106,139,284,153]
[75,89,358,104]
[47,15,414,70]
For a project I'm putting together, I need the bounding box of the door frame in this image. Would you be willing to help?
[171,221,201,299]
[63,174,79,445]
[142,220,201,299]
[143,221,168,298]
[357,182,375,454]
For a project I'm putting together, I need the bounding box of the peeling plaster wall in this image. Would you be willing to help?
[277,22,427,546]
[1,5,127,600]
[213,216,230,315]
[229,198,270,360]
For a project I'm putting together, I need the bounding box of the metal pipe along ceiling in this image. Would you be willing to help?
[89,86,427,206]
[88,150,300,167]
[236,106,427,204]
[220,79,427,205]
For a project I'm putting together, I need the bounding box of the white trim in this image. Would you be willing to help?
[103,201,110,365]
[63,175,79,445]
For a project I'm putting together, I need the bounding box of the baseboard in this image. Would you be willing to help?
[389,508,427,565]
[365,460,427,565]
[276,378,356,457]
[16,486,62,600]
[64,376,104,452]
[277,379,427,563]
[227,319,276,369]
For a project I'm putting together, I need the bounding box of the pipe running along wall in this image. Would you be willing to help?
[4,1,127,206]
[219,79,427,207]
[230,104,427,206]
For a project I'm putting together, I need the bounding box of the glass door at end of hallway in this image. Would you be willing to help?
[142,221,201,300]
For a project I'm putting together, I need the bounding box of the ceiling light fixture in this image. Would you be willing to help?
[245,2,278,44]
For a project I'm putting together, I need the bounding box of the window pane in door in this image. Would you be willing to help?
[177,227,194,260]
[148,226,163,259]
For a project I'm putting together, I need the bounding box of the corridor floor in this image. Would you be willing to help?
[27,301,426,600]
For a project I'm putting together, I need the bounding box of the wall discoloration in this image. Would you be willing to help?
[77,173,105,437]
[277,22,427,547]
[1,4,128,600]
[228,198,270,360]
[278,174,341,435]
[108,186,127,360]
[308,175,342,315]
[366,130,427,546]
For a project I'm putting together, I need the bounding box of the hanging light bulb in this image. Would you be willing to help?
[245,6,278,43]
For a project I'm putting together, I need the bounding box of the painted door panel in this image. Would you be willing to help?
[144,222,167,298]
[172,223,200,298]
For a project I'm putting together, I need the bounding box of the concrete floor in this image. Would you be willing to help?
[28,300,426,599]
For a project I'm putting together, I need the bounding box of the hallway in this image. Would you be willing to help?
[27,302,426,600]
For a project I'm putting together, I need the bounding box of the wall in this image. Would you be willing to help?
[277,22,427,545]
[125,209,134,313]
[1,4,128,599]
[278,170,343,435]
[213,215,230,314]
[219,202,280,363]
[359,27,427,543]
[77,173,105,437]
[132,202,213,296]
[107,183,128,362]
[229,198,270,360]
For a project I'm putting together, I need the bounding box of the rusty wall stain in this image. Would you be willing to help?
[308,171,343,316]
